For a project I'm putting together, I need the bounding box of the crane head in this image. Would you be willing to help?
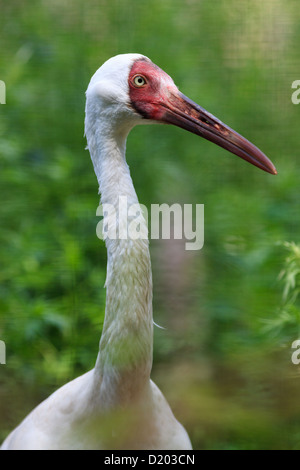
[86,54,277,175]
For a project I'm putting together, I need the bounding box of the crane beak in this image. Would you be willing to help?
[160,91,277,175]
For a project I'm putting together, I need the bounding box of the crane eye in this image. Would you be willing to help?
[132,75,147,87]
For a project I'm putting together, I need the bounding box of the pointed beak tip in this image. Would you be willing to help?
[269,165,278,176]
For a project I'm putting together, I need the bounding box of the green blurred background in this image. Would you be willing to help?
[1,0,300,449]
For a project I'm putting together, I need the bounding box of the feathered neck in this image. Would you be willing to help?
[85,108,153,407]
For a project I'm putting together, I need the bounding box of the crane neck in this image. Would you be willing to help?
[86,116,153,407]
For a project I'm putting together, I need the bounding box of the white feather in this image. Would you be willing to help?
[1,54,192,450]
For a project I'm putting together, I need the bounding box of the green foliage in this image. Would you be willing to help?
[280,242,300,305]
[1,0,300,449]
[262,242,300,343]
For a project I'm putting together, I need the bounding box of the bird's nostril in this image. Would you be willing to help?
[199,116,210,125]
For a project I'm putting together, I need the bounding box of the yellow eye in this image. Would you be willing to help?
[133,75,147,87]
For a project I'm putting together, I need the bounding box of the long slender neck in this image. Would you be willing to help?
[86,116,153,407]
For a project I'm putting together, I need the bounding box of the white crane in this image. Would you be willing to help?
[1,54,277,450]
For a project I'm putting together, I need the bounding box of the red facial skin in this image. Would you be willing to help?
[128,59,177,121]
[127,59,277,175]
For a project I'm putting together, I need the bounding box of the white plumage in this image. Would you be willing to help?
[1,54,191,450]
[1,53,276,450]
